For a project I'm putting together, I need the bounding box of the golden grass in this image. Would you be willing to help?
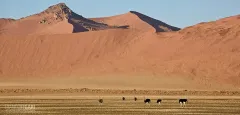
[0,96,239,114]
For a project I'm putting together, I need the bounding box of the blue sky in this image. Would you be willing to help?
[0,0,239,28]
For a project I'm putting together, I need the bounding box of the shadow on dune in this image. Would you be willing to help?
[68,19,89,33]
[68,12,130,32]
[116,25,130,29]
[129,11,180,32]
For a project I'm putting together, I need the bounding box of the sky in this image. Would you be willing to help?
[0,0,239,28]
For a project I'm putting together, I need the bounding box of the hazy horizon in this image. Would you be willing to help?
[1,0,240,28]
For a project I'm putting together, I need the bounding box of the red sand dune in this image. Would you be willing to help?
[90,11,180,32]
[0,3,240,90]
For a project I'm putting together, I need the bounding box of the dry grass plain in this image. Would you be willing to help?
[0,95,240,115]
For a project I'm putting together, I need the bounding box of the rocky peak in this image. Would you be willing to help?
[42,3,73,20]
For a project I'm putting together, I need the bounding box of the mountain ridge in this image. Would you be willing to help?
[0,3,180,35]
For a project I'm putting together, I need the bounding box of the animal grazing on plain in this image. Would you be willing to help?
[122,97,126,101]
[179,99,187,107]
[144,97,151,104]
[156,99,162,105]
[98,96,103,104]
[134,97,137,101]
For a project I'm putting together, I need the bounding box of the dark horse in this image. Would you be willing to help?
[144,98,151,104]
[179,99,187,107]
[157,99,162,105]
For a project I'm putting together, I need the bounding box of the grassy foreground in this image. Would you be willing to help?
[0,96,239,115]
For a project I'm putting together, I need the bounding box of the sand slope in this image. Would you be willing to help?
[0,3,240,90]
[0,14,240,90]
[0,18,15,28]
[0,18,15,35]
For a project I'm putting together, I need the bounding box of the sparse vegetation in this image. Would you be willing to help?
[0,97,239,114]
[39,19,47,24]
[1,89,240,96]
[112,25,119,28]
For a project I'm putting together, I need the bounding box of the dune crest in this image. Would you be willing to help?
[90,11,180,32]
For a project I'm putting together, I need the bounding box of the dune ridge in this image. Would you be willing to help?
[90,11,180,32]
